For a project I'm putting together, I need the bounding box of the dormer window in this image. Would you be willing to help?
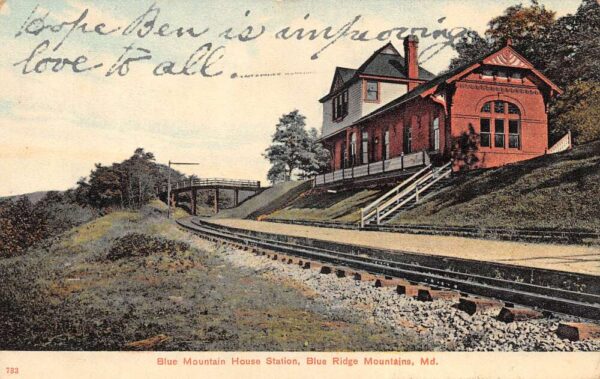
[332,90,349,121]
[482,69,493,78]
[365,80,379,102]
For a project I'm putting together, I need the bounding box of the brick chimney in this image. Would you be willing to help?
[404,35,419,91]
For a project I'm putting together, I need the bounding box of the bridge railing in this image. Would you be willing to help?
[167,178,261,191]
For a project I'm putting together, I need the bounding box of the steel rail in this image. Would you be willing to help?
[177,218,600,320]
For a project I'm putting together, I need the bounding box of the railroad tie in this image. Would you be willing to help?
[375,278,410,288]
[497,307,543,323]
[397,284,430,298]
[304,261,323,271]
[457,297,504,315]
[351,272,378,282]
[556,322,600,341]
[417,289,461,302]
[335,268,347,278]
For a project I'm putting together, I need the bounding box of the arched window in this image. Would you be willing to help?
[480,101,521,149]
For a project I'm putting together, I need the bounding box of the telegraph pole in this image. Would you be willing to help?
[167,160,199,219]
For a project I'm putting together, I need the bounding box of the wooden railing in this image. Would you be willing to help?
[170,178,261,191]
[314,151,430,186]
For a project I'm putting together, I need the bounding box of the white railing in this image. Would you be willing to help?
[548,130,572,154]
[360,161,453,227]
[360,164,432,226]
[313,151,430,187]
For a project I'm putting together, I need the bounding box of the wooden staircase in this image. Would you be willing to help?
[360,161,453,227]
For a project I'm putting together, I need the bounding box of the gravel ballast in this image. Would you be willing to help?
[219,243,600,352]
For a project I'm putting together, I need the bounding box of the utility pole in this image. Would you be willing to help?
[167,160,199,219]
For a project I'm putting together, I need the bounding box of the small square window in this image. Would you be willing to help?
[481,102,491,113]
[511,72,522,79]
[366,81,379,101]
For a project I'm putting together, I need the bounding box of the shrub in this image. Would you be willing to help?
[106,233,190,261]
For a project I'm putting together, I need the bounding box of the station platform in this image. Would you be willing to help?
[209,218,600,276]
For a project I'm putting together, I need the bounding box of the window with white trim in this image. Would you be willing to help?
[432,117,440,151]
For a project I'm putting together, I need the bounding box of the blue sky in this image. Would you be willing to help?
[0,0,582,195]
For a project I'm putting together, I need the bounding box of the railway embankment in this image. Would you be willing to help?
[257,140,600,241]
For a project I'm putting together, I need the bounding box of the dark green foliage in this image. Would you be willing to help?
[449,0,600,144]
[264,110,330,184]
[77,148,186,210]
[0,192,96,258]
[0,197,48,257]
[549,81,600,144]
[106,233,190,261]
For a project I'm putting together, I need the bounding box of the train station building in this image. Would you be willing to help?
[318,36,564,179]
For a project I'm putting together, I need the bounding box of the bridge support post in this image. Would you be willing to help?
[213,188,220,214]
[234,189,239,207]
[191,189,197,216]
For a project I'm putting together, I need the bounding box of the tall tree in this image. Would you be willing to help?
[264,110,329,184]
[538,0,600,89]
[448,0,557,70]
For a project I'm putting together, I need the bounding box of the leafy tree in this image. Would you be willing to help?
[550,81,600,144]
[87,164,123,209]
[298,128,331,179]
[539,0,600,89]
[76,148,187,210]
[267,162,290,184]
[263,110,329,184]
[448,0,556,70]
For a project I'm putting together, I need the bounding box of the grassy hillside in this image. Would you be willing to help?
[261,141,600,231]
[0,201,407,350]
[212,180,311,220]
[265,188,386,223]
[393,140,600,230]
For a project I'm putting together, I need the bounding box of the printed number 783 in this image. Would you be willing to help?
[6,367,19,374]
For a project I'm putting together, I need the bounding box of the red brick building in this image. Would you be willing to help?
[319,36,562,174]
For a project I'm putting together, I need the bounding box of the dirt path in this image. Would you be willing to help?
[210,219,600,275]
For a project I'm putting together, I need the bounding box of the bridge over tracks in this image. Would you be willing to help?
[164,178,262,214]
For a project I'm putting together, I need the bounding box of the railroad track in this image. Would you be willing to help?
[177,217,600,321]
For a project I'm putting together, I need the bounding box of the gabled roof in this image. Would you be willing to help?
[329,67,357,93]
[353,44,563,126]
[320,42,435,102]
